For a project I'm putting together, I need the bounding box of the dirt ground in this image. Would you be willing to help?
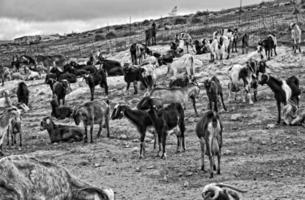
[1,46,305,200]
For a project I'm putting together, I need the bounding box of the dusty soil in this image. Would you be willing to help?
[1,46,305,200]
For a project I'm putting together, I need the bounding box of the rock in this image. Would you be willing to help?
[112,157,118,162]
[131,147,139,153]
[135,167,142,172]
[224,149,233,155]
[183,181,189,187]
[185,171,193,177]
[119,134,128,140]
[267,124,276,129]
[231,114,242,121]
[94,163,101,168]
[261,141,267,145]
[147,165,155,169]
[79,161,90,166]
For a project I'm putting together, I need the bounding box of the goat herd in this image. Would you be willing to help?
[0,24,303,200]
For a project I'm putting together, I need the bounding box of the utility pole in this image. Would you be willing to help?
[129,16,131,44]
[239,0,242,26]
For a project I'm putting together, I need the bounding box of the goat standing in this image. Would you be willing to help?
[73,100,110,143]
[196,110,223,178]
[83,69,108,101]
[204,76,227,112]
[17,82,29,106]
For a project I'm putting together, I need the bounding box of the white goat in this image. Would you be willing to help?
[167,54,195,79]
[291,23,302,53]
[202,183,247,200]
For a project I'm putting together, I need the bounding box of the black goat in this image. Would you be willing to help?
[137,97,185,159]
[50,97,73,120]
[111,104,154,158]
[169,75,189,88]
[258,34,277,60]
[47,79,69,105]
[242,33,249,54]
[258,74,300,124]
[123,64,147,94]
[204,76,226,112]
[16,82,29,106]
[96,59,124,76]
[196,110,223,178]
[83,69,108,101]
[40,116,83,143]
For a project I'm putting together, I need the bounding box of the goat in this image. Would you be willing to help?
[140,63,157,90]
[123,64,147,94]
[202,183,247,200]
[196,110,223,178]
[111,103,155,158]
[258,34,277,60]
[73,100,110,143]
[83,69,108,101]
[241,33,249,54]
[11,72,24,80]
[228,61,267,104]
[130,43,149,65]
[50,97,73,120]
[258,74,300,124]
[16,82,29,106]
[25,70,41,81]
[40,116,83,143]
[169,75,189,88]
[204,76,227,112]
[167,54,195,79]
[137,97,185,159]
[0,66,11,86]
[96,59,124,76]
[47,79,69,105]
[143,81,200,116]
[0,155,114,200]
[0,107,21,152]
[290,23,302,53]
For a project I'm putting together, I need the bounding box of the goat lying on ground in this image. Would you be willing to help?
[17,82,29,106]
[40,116,83,143]
[258,74,300,124]
[202,183,247,200]
[204,76,227,112]
[0,66,11,86]
[73,100,110,143]
[137,97,185,159]
[196,110,223,178]
[143,81,200,116]
[0,155,114,200]
[83,69,108,101]
[111,103,154,158]
[50,97,73,120]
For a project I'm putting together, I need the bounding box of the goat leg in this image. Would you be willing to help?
[161,131,167,159]
[277,101,281,124]
[84,125,88,143]
[97,121,102,138]
[19,130,22,147]
[213,100,218,113]
[90,87,95,101]
[139,130,146,159]
[90,122,94,143]
[220,93,227,111]
[199,138,206,172]
[6,128,10,146]
[217,151,221,175]
[190,96,198,116]
[133,81,138,94]
[105,116,110,138]
[176,135,180,153]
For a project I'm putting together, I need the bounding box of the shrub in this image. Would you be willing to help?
[94,34,105,41]
[190,16,202,24]
[142,19,150,26]
[173,17,187,25]
[106,31,117,39]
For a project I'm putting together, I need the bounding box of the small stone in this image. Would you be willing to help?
[261,141,267,145]
[119,134,128,140]
[231,113,242,121]
[183,181,189,187]
[131,147,139,153]
[224,150,232,155]
[147,165,155,169]
[79,161,90,166]
[112,157,118,162]
[267,124,276,129]
[94,163,101,168]
[185,171,193,177]
[285,146,289,150]
[135,167,141,172]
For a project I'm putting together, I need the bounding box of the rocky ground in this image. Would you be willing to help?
[1,45,305,200]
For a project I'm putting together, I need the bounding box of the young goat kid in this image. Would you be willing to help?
[196,110,223,178]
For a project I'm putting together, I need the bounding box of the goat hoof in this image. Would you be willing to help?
[176,150,180,154]
[217,170,221,175]
[201,166,206,172]
[213,165,216,171]
[209,173,214,179]
[161,153,167,160]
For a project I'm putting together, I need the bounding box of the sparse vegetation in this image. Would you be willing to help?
[190,16,203,24]
[105,31,117,39]
[173,17,187,25]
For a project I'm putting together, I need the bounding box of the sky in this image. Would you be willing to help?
[0,0,263,40]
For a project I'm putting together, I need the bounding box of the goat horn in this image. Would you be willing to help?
[215,183,247,193]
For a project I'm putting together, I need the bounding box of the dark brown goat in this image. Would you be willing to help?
[204,76,227,112]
